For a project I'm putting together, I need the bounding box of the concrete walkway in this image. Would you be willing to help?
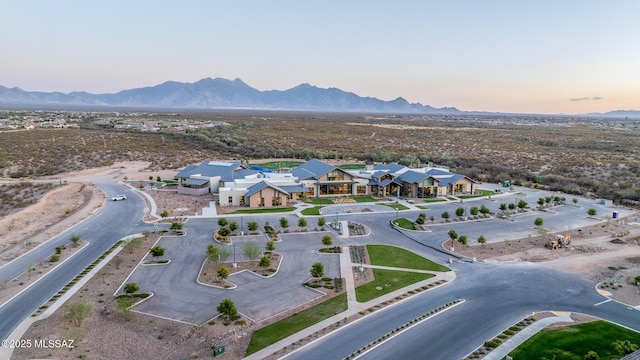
[244,246,456,360]
[482,311,574,360]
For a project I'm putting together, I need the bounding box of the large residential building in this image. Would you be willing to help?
[175,159,476,208]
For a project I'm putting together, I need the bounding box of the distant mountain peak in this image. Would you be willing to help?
[0,77,460,114]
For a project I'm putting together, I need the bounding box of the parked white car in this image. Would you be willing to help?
[112,195,127,201]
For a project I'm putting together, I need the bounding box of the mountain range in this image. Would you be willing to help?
[0,77,460,114]
[1,78,638,117]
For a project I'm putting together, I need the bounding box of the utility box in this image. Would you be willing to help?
[502,180,511,187]
[213,346,225,357]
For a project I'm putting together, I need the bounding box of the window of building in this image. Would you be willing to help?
[272,197,282,206]
[228,196,233,204]
[327,169,344,181]
[357,185,366,194]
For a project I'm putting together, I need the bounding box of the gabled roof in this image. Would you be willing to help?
[373,162,406,174]
[398,170,430,184]
[292,159,336,180]
[371,170,388,179]
[245,181,289,197]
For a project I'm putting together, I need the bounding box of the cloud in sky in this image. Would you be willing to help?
[569,96,602,102]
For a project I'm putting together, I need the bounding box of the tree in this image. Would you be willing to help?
[266,240,276,251]
[64,301,93,327]
[259,256,271,267]
[298,217,307,227]
[322,235,333,246]
[149,175,153,181]
[149,246,165,259]
[247,221,259,231]
[478,235,487,245]
[123,282,139,297]
[156,176,161,182]
[479,204,491,215]
[216,266,229,281]
[170,222,183,230]
[69,234,81,247]
[458,235,467,245]
[587,208,598,216]
[229,221,239,232]
[243,242,262,261]
[537,197,545,207]
[469,207,479,216]
[508,203,516,210]
[217,298,238,320]
[455,207,465,217]
[217,226,231,237]
[499,203,507,212]
[317,217,326,227]
[584,350,600,360]
[217,218,228,227]
[441,211,450,220]
[207,244,231,264]
[280,217,289,228]
[534,217,544,227]
[517,200,528,210]
[573,197,579,205]
[310,262,324,278]
[448,229,458,241]
[160,210,169,219]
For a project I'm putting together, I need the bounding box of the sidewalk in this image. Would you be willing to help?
[482,311,574,360]
[244,246,456,360]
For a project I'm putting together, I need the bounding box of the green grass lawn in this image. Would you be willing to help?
[301,206,324,215]
[458,189,495,199]
[249,161,304,169]
[352,196,378,203]
[355,268,434,302]
[378,203,409,210]
[246,294,347,355]
[367,245,450,272]
[416,205,429,210]
[392,217,416,230]
[422,199,446,203]
[306,198,334,205]
[509,320,640,360]
[231,207,296,214]
[338,163,366,170]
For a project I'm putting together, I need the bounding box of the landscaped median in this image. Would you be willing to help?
[246,294,348,356]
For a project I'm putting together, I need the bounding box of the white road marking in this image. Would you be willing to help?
[594,299,611,306]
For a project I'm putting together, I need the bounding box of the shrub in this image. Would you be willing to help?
[50,255,60,262]
[259,256,271,267]
[298,218,307,227]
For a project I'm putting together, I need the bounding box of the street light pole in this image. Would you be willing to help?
[233,242,236,268]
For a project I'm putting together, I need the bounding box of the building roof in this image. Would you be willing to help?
[291,159,336,180]
[232,169,260,180]
[176,161,255,182]
[245,181,290,197]
[373,162,406,174]
[182,178,209,186]
[278,184,309,193]
[398,170,430,184]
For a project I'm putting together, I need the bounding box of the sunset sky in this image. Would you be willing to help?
[1,1,639,114]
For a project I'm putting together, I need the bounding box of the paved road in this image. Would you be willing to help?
[286,260,640,360]
[1,182,636,360]
[0,183,154,341]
